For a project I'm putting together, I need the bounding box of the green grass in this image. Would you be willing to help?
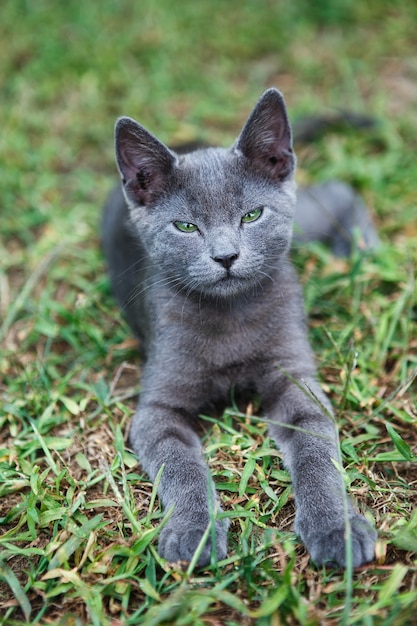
[1,1,416,624]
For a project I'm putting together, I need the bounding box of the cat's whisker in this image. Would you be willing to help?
[112,254,149,281]
[123,274,185,309]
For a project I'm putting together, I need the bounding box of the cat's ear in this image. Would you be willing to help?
[235,88,295,181]
[115,117,177,206]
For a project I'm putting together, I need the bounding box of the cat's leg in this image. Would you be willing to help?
[129,380,229,567]
[260,375,376,568]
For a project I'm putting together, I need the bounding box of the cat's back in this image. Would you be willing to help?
[102,185,149,340]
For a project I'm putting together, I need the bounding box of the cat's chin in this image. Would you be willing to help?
[193,275,261,300]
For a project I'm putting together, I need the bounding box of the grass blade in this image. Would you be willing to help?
[0,562,31,620]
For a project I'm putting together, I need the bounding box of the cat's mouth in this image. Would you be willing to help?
[203,270,256,297]
[187,264,262,298]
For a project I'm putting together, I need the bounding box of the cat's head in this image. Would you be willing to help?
[114,88,296,298]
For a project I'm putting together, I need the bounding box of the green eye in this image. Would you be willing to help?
[174,221,199,233]
[242,207,263,224]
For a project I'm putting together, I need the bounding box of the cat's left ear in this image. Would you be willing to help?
[235,88,295,181]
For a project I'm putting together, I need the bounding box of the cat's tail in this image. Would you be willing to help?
[292,113,379,255]
[171,112,378,152]
[294,181,379,257]
[292,112,377,144]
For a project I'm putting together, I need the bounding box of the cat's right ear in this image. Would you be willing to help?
[235,88,295,181]
[115,117,177,206]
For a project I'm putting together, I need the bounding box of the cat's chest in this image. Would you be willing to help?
[157,296,279,369]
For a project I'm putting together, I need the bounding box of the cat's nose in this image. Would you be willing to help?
[212,253,239,270]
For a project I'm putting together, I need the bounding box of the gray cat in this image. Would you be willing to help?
[102,88,377,568]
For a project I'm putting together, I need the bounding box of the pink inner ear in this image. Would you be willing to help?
[115,116,177,206]
[251,132,294,180]
[117,139,173,205]
[235,89,294,180]
[268,151,293,180]
[136,169,152,190]
[117,140,145,182]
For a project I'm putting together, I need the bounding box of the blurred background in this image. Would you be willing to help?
[1,0,416,255]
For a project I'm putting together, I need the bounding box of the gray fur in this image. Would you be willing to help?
[102,88,377,568]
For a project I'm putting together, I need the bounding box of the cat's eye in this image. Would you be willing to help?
[241,207,263,224]
[174,221,199,233]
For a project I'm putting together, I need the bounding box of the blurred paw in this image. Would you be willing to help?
[158,514,229,567]
[296,511,377,568]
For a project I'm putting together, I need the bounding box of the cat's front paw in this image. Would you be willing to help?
[296,511,377,568]
[158,514,229,567]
